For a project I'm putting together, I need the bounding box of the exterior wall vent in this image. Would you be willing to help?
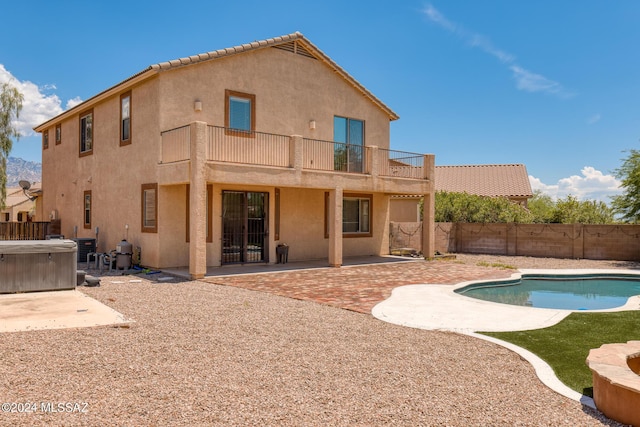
[272,41,317,60]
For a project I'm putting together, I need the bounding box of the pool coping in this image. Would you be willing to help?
[371,268,640,410]
[456,268,640,313]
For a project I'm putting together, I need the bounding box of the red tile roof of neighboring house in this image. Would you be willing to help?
[435,164,533,198]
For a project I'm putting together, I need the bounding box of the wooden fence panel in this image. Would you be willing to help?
[0,222,52,240]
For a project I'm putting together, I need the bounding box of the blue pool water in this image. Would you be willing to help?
[456,274,640,310]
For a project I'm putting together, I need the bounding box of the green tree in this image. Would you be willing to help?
[611,149,640,223]
[435,191,533,223]
[435,191,615,224]
[526,191,555,223]
[0,82,24,208]
[549,195,614,224]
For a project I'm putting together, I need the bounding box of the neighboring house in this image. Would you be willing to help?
[390,164,533,222]
[1,183,42,222]
[34,32,435,278]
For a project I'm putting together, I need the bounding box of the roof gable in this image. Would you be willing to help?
[35,32,397,131]
[435,164,533,198]
[150,32,398,120]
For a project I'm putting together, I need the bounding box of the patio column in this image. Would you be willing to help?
[328,187,343,267]
[422,193,435,259]
[189,121,207,279]
[423,154,436,260]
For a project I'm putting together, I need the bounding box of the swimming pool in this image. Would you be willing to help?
[455,273,640,310]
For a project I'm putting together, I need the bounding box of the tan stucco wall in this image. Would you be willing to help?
[156,48,390,149]
[278,187,327,261]
[41,77,162,264]
[390,198,421,222]
[41,44,430,269]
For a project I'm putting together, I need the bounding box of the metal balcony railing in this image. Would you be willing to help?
[160,125,191,163]
[302,138,367,173]
[377,149,425,179]
[207,126,290,167]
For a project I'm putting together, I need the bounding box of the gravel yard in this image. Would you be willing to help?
[0,255,633,426]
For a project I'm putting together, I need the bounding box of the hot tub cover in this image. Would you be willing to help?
[0,239,77,255]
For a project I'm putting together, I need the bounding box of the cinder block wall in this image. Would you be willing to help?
[434,223,640,261]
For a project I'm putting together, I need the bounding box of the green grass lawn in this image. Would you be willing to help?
[481,310,640,397]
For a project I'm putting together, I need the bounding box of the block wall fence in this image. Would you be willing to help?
[434,222,640,261]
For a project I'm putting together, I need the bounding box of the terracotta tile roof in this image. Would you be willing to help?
[35,32,397,131]
[435,164,533,198]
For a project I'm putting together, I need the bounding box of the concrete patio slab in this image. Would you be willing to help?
[0,289,130,333]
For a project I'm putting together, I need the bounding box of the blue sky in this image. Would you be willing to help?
[1,0,637,202]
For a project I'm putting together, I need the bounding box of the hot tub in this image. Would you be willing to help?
[0,240,77,293]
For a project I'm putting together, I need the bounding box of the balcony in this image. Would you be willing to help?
[160,124,432,191]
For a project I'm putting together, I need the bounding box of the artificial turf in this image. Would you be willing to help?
[481,310,640,397]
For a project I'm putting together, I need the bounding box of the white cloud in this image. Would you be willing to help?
[423,4,571,98]
[468,34,515,64]
[509,65,569,97]
[423,4,457,32]
[529,167,622,202]
[66,97,83,110]
[587,113,601,125]
[0,64,81,137]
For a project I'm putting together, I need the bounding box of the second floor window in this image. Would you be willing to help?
[334,116,364,173]
[225,90,255,136]
[55,124,61,145]
[42,130,49,150]
[120,92,131,145]
[80,110,93,155]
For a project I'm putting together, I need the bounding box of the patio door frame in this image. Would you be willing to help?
[221,190,269,264]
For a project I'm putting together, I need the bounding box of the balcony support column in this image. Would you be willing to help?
[328,187,343,267]
[369,145,379,177]
[189,121,208,279]
[422,154,436,259]
[290,135,303,172]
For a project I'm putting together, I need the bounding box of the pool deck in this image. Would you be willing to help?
[372,268,640,333]
[371,267,640,409]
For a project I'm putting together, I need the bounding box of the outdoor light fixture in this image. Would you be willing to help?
[309,120,316,130]
[18,180,36,201]
[194,100,202,112]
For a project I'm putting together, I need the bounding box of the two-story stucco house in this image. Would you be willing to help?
[35,32,435,278]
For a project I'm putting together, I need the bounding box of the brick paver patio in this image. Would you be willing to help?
[202,259,513,313]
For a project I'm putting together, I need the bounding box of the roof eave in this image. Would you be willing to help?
[34,32,400,131]
[33,68,157,133]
